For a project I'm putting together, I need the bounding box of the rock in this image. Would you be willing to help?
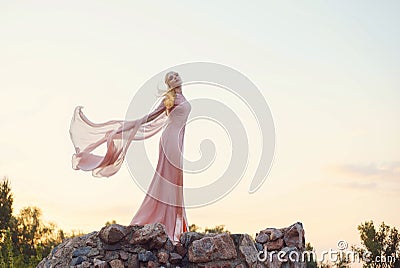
[255,242,263,252]
[255,232,270,243]
[180,231,205,248]
[263,251,284,268]
[126,254,139,268]
[163,238,175,251]
[147,260,157,268]
[169,252,183,264]
[80,261,92,268]
[88,248,100,257]
[230,234,242,248]
[105,250,119,261]
[175,241,187,256]
[188,232,237,263]
[262,228,283,241]
[37,222,307,268]
[283,222,305,250]
[238,234,259,267]
[99,224,128,244]
[109,259,124,268]
[130,222,168,249]
[119,251,129,261]
[157,250,169,263]
[70,255,87,266]
[94,258,108,268]
[265,238,284,251]
[103,243,122,251]
[72,246,92,257]
[138,250,157,262]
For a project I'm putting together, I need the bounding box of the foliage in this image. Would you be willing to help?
[305,242,318,268]
[0,178,13,241]
[189,224,200,232]
[204,224,230,234]
[0,177,71,267]
[105,220,117,226]
[354,220,400,268]
[188,223,230,234]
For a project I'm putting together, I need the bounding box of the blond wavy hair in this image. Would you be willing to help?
[162,71,178,115]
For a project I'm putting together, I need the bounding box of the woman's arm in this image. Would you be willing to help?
[140,98,167,124]
[115,98,167,134]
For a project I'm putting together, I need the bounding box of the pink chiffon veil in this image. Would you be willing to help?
[69,95,168,178]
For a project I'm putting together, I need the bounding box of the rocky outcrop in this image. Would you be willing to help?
[37,222,306,268]
[255,222,306,268]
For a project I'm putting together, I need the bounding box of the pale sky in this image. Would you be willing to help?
[1,1,399,265]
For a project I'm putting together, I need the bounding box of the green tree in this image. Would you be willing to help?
[105,220,117,226]
[16,206,42,258]
[0,177,72,267]
[354,220,400,268]
[0,228,14,268]
[0,177,14,240]
[189,224,200,232]
[66,229,85,238]
[0,251,4,268]
[14,206,63,262]
[304,241,350,268]
[319,261,332,268]
[305,242,318,268]
[334,250,351,268]
[204,224,230,234]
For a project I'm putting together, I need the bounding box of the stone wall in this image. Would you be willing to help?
[37,222,306,268]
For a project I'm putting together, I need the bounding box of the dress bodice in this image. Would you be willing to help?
[167,93,191,125]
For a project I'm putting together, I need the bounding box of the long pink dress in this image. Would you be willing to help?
[69,92,191,243]
[130,93,191,243]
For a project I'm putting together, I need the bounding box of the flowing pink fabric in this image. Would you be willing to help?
[69,93,191,243]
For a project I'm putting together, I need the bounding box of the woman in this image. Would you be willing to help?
[69,71,191,244]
